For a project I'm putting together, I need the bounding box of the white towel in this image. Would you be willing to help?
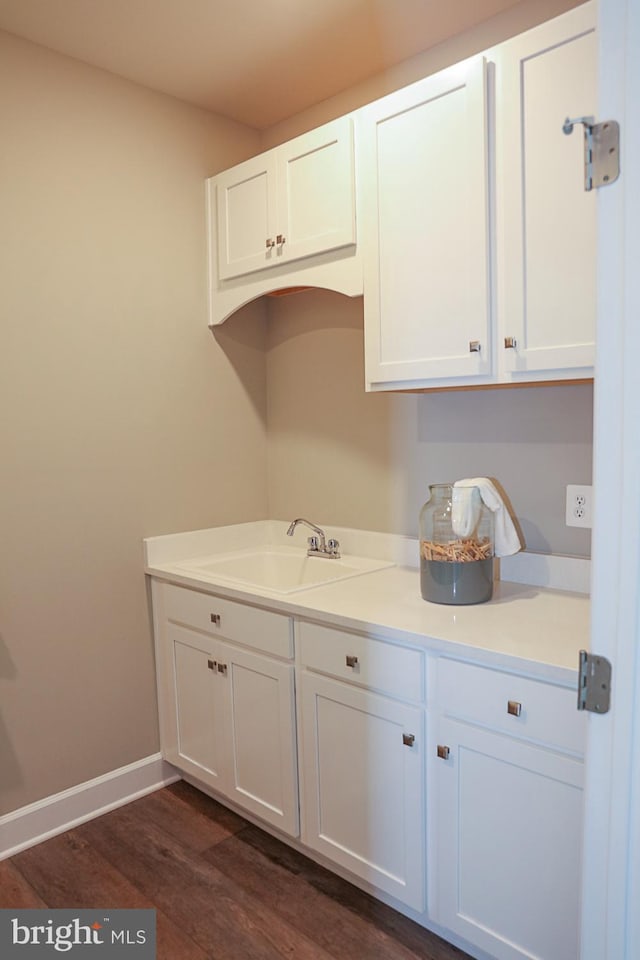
[452,477,522,558]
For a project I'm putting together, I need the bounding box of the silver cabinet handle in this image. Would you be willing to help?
[345,655,358,668]
[403,733,415,747]
[507,700,522,717]
[504,336,517,349]
[210,614,221,626]
[207,659,216,671]
[276,234,286,245]
[266,238,275,248]
[217,662,228,676]
[469,340,481,353]
[437,744,450,760]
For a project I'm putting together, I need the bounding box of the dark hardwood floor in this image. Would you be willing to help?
[0,781,472,960]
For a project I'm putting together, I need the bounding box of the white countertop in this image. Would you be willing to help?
[144,520,590,686]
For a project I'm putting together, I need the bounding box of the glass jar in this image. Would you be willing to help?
[419,483,495,605]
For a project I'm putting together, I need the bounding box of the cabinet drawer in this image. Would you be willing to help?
[437,658,585,755]
[298,620,424,702]
[163,583,293,659]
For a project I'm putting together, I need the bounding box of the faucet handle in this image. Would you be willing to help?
[327,538,341,557]
[308,535,320,551]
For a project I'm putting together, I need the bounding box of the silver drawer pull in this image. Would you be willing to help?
[217,662,228,676]
[437,744,450,760]
[504,336,517,349]
[345,655,358,668]
[469,340,481,353]
[210,614,221,626]
[207,659,216,671]
[402,733,415,748]
[507,700,522,717]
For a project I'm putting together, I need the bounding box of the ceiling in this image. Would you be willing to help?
[0,0,527,129]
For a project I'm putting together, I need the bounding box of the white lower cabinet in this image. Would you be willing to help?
[296,620,426,912]
[430,658,586,960]
[152,579,586,960]
[171,625,226,788]
[154,583,299,837]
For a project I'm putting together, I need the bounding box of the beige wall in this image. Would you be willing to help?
[0,32,267,814]
[266,292,592,558]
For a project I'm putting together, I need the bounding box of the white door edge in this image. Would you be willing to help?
[581,1,640,958]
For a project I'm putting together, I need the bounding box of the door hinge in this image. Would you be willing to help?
[563,116,620,191]
[577,650,612,713]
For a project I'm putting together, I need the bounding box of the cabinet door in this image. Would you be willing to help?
[361,56,491,389]
[496,4,596,378]
[216,151,278,279]
[218,641,299,837]
[215,118,356,283]
[277,117,356,264]
[299,672,424,910]
[432,717,584,960]
[169,624,226,789]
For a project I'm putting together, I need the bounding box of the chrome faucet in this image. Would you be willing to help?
[286,518,341,559]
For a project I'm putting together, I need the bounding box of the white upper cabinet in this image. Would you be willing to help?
[360,1,596,391]
[214,115,356,279]
[208,116,361,325]
[206,3,597,385]
[215,151,278,280]
[359,57,491,390]
[496,2,597,381]
[276,121,357,267]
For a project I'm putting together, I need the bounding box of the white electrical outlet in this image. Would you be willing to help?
[566,484,593,528]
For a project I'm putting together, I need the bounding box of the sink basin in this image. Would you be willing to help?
[176,546,393,594]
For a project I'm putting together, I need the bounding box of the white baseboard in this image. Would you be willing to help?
[0,753,180,861]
